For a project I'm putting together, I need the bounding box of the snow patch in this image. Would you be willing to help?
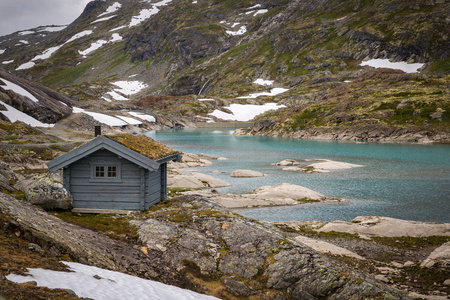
[79,34,122,57]
[253,78,273,86]
[248,4,262,9]
[110,25,126,32]
[0,100,54,127]
[116,115,143,126]
[360,59,424,73]
[38,26,67,32]
[2,60,14,65]
[16,62,36,70]
[79,40,108,57]
[106,91,128,101]
[0,78,39,102]
[0,49,5,55]
[91,15,117,24]
[128,111,156,122]
[226,26,246,36]
[65,30,94,44]
[6,261,219,300]
[237,88,289,99]
[32,46,62,61]
[209,103,286,121]
[19,30,35,36]
[72,107,128,127]
[16,30,93,70]
[198,98,215,101]
[253,9,268,16]
[129,0,172,27]
[111,81,148,95]
[98,2,122,17]
[18,40,29,45]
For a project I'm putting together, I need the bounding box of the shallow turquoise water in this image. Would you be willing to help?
[146,128,450,223]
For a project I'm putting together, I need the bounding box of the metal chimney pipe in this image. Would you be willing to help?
[95,125,101,136]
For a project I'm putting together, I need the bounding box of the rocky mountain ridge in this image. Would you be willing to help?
[0,0,448,140]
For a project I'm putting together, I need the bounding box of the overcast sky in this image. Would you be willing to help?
[0,0,91,37]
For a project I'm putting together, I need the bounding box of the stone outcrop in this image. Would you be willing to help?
[0,192,183,287]
[168,172,231,189]
[421,242,450,268]
[131,195,407,299]
[318,216,450,238]
[0,192,409,299]
[0,70,73,124]
[182,183,343,208]
[16,173,73,210]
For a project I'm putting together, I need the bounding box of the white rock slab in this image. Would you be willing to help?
[318,216,450,238]
[231,169,267,177]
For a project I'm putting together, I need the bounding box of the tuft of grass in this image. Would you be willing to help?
[52,211,139,242]
[371,236,450,250]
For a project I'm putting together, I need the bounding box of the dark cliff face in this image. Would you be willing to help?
[0,70,73,123]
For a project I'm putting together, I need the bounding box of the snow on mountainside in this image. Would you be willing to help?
[0,70,72,125]
[0,0,448,140]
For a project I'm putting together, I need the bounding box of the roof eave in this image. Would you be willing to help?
[47,136,160,171]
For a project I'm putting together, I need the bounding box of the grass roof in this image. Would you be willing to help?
[105,134,179,160]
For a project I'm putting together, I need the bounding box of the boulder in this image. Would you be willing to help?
[230,169,267,178]
[274,159,300,166]
[306,159,364,172]
[421,242,450,268]
[251,183,325,201]
[17,173,73,210]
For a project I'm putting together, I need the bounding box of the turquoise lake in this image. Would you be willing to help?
[146,128,450,223]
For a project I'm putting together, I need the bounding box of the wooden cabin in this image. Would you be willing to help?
[47,133,181,212]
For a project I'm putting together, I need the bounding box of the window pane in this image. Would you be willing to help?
[95,166,105,177]
[108,166,117,178]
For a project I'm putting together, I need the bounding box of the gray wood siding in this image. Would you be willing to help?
[67,149,143,210]
[145,168,161,209]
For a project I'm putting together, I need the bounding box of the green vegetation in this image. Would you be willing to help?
[53,211,139,242]
[428,58,450,75]
[167,187,194,197]
[42,55,103,87]
[372,236,450,250]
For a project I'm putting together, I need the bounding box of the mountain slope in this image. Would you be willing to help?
[0,0,448,141]
[0,70,72,125]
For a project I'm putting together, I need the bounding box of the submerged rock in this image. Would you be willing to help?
[230,169,267,178]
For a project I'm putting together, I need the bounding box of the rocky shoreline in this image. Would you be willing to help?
[235,123,450,144]
[1,127,449,299]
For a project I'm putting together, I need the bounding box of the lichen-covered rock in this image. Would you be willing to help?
[0,161,17,192]
[132,195,409,299]
[0,190,410,299]
[17,173,72,210]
